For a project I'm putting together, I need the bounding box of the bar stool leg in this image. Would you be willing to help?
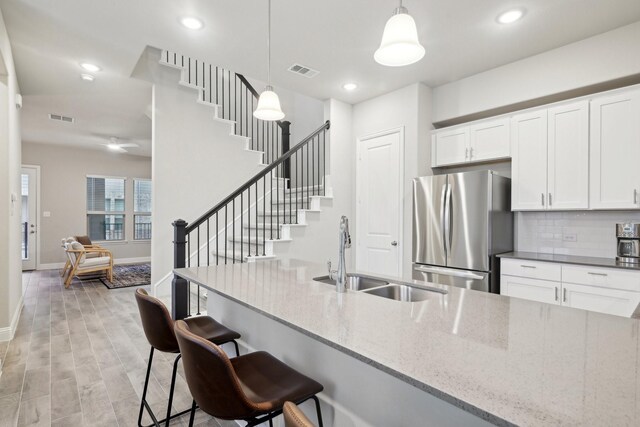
[138,347,159,427]
[311,396,324,427]
[188,400,197,427]
[164,354,182,427]
[232,340,240,357]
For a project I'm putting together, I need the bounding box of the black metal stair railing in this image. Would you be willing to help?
[162,51,291,166]
[171,120,330,319]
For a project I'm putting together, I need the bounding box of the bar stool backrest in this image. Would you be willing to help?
[135,289,179,353]
[175,320,267,420]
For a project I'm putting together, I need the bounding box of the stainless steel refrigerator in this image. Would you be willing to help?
[412,170,513,293]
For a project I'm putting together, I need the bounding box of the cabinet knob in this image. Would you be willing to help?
[391,241,398,246]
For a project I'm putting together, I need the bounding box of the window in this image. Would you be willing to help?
[87,176,125,241]
[134,179,152,240]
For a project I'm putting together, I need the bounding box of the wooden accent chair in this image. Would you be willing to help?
[60,236,105,279]
[63,240,113,288]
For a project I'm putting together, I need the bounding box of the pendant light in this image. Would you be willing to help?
[254,0,285,121]
[374,0,425,67]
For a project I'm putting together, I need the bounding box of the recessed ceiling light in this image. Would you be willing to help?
[181,17,204,30]
[80,63,101,72]
[497,8,525,24]
[80,74,94,82]
[343,83,358,91]
[107,143,121,151]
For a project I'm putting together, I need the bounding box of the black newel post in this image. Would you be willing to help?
[281,121,291,187]
[171,219,189,320]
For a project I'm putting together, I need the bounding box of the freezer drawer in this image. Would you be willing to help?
[413,264,489,292]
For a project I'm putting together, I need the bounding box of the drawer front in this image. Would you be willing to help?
[562,282,640,317]
[501,258,562,282]
[501,274,561,305]
[562,265,640,292]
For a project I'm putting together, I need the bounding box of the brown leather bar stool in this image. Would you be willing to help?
[284,401,317,427]
[174,320,324,427]
[135,289,241,427]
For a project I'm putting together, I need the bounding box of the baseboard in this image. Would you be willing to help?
[0,293,24,342]
[38,256,151,271]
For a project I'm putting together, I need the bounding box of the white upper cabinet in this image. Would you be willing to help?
[468,118,511,162]
[547,101,589,210]
[432,117,510,167]
[511,110,548,210]
[432,127,469,167]
[590,90,640,209]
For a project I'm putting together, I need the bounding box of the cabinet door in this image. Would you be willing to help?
[511,110,548,210]
[561,283,640,317]
[547,101,589,210]
[469,118,510,162]
[501,275,560,305]
[433,127,469,167]
[590,90,640,209]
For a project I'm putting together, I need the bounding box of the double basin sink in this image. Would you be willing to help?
[313,274,446,302]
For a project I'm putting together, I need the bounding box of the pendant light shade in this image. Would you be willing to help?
[254,0,285,121]
[254,85,285,121]
[374,5,425,67]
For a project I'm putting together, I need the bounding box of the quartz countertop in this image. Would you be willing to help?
[175,260,640,427]
[497,251,640,271]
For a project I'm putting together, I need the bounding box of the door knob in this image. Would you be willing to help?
[391,241,398,246]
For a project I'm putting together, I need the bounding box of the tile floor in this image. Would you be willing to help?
[0,269,234,427]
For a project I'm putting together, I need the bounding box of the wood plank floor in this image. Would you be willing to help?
[0,269,236,427]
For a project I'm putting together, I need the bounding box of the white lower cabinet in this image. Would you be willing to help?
[501,258,640,317]
[501,275,560,305]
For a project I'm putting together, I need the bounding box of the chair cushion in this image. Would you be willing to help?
[230,351,323,411]
[81,256,111,268]
[70,241,85,264]
[183,316,241,345]
[75,235,92,246]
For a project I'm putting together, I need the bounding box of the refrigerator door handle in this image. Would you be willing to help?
[440,184,448,257]
[444,184,452,256]
[414,265,485,280]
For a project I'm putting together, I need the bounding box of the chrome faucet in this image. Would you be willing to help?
[329,216,351,293]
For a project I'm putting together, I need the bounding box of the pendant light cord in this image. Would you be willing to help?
[267,0,271,86]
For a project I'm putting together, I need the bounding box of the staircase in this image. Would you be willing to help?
[158,51,332,268]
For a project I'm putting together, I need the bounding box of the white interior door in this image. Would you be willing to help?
[21,166,38,270]
[356,128,402,277]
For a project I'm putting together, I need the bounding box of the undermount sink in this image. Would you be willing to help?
[313,274,445,302]
[313,274,389,291]
[362,284,433,302]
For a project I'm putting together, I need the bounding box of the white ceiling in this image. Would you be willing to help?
[2,0,640,157]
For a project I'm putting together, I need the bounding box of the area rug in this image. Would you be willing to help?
[100,263,151,289]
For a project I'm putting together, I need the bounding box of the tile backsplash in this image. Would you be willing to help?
[515,211,640,258]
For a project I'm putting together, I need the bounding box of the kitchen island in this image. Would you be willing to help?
[175,259,640,426]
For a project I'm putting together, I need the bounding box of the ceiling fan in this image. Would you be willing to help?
[100,137,139,153]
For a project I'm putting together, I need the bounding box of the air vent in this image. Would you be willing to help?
[287,63,319,78]
[48,113,74,123]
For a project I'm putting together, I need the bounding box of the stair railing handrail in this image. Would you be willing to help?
[185,120,330,234]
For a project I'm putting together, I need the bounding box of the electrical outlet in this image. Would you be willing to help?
[562,233,577,242]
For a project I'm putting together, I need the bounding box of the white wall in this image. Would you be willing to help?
[275,99,356,270]
[433,21,640,122]
[148,54,266,296]
[21,142,151,266]
[352,83,433,278]
[0,7,22,342]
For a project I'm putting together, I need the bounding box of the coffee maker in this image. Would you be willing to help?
[616,223,640,264]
